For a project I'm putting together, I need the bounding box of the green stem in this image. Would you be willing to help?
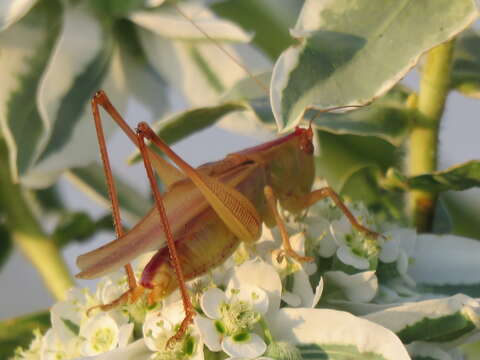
[0,141,73,300]
[407,40,455,232]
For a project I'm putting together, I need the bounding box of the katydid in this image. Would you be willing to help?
[75,90,380,343]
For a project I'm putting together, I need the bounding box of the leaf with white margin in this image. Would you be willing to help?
[408,234,480,297]
[307,85,412,147]
[137,27,251,107]
[364,294,480,345]
[406,342,457,360]
[19,4,114,187]
[114,20,170,122]
[23,32,148,187]
[325,270,378,303]
[130,2,252,42]
[270,308,410,360]
[0,0,61,181]
[0,0,38,31]
[271,0,478,131]
[210,0,303,59]
[227,258,282,323]
[328,299,401,317]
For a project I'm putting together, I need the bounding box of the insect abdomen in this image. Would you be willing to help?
[139,209,239,297]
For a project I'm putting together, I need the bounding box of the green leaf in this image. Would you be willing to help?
[407,342,460,360]
[315,132,396,192]
[136,13,267,108]
[211,0,303,59]
[432,198,453,234]
[32,185,64,213]
[66,163,151,224]
[0,311,50,359]
[364,294,480,345]
[220,72,277,128]
[443,193,480,240]
[88,0,146,18]
[53,212,112,248]
[309,86,412,146]
[128,102,247,164]
[408,234,480,297]
[272,0,478,130]
[114,19,169,121]
[342,167,405,222]
[0,0,61,181]
[298,344,387,360]
[451,30,480,98]
[0,0,39,31]
[0,223,13,269]
[384,161,480,192]
[271,308,410,359]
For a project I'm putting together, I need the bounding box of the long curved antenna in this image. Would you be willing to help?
[172,2,269,94]
[308,104,366,129]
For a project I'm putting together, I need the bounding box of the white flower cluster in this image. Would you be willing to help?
[12,200,480,360]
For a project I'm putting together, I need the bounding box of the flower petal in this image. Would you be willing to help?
[281,291,301,307]
[222,333,266,358]
[80,314,119,356]
[118,323,134,348]
[194,315,222,352]
[143,311,172,351]
[378,235,400,263]
[325,271,378,303]
[336,246,370,270]
[201,287,227,319]
[227,283,269,316]
[228,258,282,321]
[311,277,324,308]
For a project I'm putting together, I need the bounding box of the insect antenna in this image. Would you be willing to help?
[172,2,269,94]
[308,104,366,129]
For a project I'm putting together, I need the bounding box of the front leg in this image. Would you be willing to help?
[298,187,382,239]
[264,185,314,263]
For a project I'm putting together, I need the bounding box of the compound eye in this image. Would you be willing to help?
[300,138,314,155]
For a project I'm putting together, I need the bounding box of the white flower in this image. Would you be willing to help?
[143,303,204,360]
[329,204,380,270]
[324,271,378,303]
[80,313,124,356]
[254,227,322,308]
[47,276,136,359]
[40,328,81,360]
[195,285,268,359]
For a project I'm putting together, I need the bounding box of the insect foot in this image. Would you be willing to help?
[166,309,196,349]
[87,286,145,315]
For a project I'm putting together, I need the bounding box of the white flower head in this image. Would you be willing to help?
[196,285,268,359]
[143,302,204,360]
[330,204,380,270]
[40,328,81,360]
[80,313,121,356]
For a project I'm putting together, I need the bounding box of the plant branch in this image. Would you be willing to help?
[407,40,455,232]
[0,140,73,300]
